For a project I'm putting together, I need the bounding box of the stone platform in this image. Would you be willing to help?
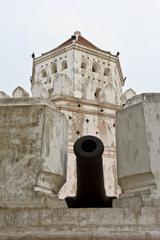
[0,207,160,239]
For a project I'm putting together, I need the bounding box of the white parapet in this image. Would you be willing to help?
[0,98,68,208]
[0,91,10,98]
[115,93,160,208]
[12,86,30,98]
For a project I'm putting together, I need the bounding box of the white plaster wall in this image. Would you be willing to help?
[32,48,122,105]
[143,100,160,194]
[116,94,160,196]
[0,98,68,208]
[116,103,151,185]
[73,49,122,104]
[32,49,74,97]
[58,107,117,198]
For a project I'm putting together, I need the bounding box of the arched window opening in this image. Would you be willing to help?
[104,68,110,76]
[51,63,57,74]
[92,63,100,73]
[41,69,47,78]
[81,62,87,69]
[94,88,101,101]
[61,60,68,71]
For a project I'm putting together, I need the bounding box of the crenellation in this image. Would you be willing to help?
[0,91,10,98]
[12,86,30,98]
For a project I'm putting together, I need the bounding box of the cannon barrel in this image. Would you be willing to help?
[65,135,115,208]
[74,135,106,201]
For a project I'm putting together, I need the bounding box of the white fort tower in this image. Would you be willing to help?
[31,31,129,198]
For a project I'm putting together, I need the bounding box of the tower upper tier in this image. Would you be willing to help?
[31,31,124,105]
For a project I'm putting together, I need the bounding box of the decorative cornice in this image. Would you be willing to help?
[51,95,122,111]
[58,106,116,119]
[34,43,117,64]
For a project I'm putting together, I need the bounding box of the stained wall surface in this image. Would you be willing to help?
[0,98,68,208]
[116,93,160,207]
[0,207,160,239]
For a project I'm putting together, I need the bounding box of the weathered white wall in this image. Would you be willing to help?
[32,49,74,98]
[0,207,160,239]
[58,102,119,198]
[0,98,68,208]
[73,49,122,104]
[32,47,122,105]
[116,93,160,208]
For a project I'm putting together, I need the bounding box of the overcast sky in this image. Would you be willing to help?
[0,0,160,95]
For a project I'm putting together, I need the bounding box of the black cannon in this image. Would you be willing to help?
[65,135,115,208]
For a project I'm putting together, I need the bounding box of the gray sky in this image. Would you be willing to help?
[0,0,160,95]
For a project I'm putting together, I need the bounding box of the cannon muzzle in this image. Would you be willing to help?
[65,135,115,208]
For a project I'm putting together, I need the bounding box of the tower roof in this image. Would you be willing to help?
[56,31,101,51]
[42,31,110,55]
